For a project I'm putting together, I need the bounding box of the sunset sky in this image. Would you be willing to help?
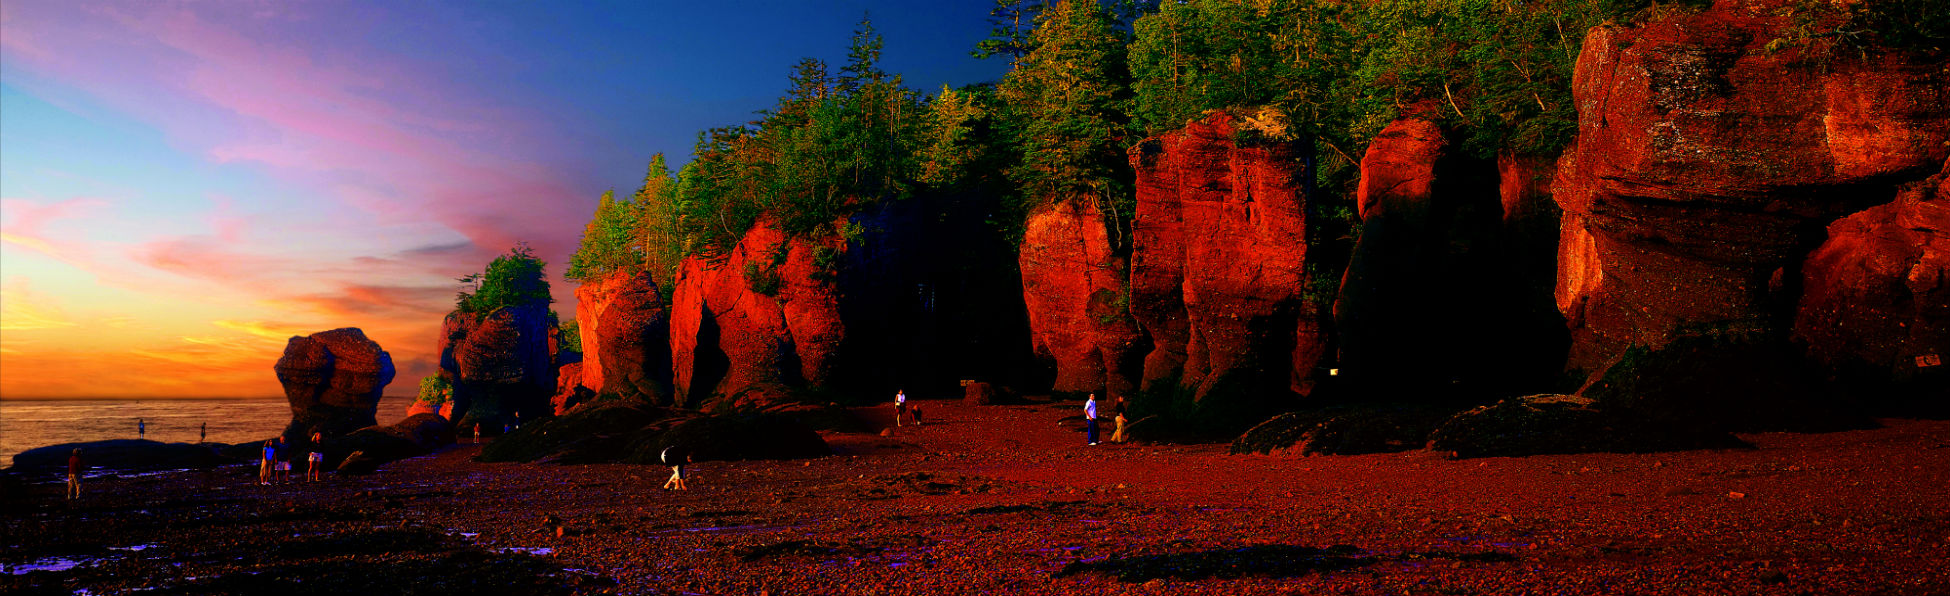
[0,1,1003,399]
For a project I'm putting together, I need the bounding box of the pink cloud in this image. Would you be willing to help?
[0,197,110,265]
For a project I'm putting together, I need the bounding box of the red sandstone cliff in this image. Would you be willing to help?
[1796,158,1950,393]
[438,304,555,431]
[1553,1,1950,369]
[574,269,672,405]
[1018,200,1145,401]
[669,218,845,408]
[1127,110,1326,416]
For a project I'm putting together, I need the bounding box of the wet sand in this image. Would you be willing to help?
[5,399,1949,595]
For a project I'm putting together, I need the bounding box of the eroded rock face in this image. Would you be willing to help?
[670,218,844,408]
[575,269,672,404]
[276,328,395,441]
[1127,110,1325,420]
[1018,200,1144,401]
[1554,3,1950,369]
[1334,118,1513,397]
[1796,158,1950,394]
[438,304,555,431]
[551,362,592,415]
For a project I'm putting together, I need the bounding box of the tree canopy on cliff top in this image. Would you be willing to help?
[455,243,552,313]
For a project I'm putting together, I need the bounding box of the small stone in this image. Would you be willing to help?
[1759,569,1787,584]
[1728,491,1746,500]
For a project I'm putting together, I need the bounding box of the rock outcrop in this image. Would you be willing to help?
[1127,110,1326,422]
[1018,200,1145,401]
[332,413,455,474]
[670,218,845,408]
[575,269,672,404]
[551,362,592,415]
[1333,119,1523,398]
[1553,3,1950,370]
[1796,158,1950,395]
[275,328,395,441]
[438,304,555,432]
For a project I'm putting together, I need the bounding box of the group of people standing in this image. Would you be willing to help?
[257,433,326,485]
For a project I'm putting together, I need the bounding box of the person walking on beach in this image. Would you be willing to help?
[894,389,908,427]
[67,448,83,501]
[274,437,293,484]
[1111,401,1129,444]
[473,423,481,444]
[661,445,690,490]
[1084,394,1100,446]
[307,432,325,482]
[137,418,145,439]
[200,422,207,443]
[259,440,276,485]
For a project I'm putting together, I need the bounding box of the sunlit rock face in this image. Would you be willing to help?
[669,217,844,409]
[1335,117,1564,400]
[1553,0,1950,372]
[439,304,555,432]
[1795,158,1950,398]
[575,268,672,405]
[1018,199,1144,402]
[1126,110,1325,421]
[277,327,395,441]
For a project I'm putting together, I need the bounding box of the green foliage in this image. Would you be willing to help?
[565,189,641,282]
[974,0,1049,64]
[454,243,553,313]
[557,318,582,354]
[619,17,940,272]
[1770,0,1950,56]
[415,376,451,406]
[742,261,784,296]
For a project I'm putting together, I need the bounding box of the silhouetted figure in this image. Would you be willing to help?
[199,422,207,443]
[137,418,145,438]
[67,448,82,501]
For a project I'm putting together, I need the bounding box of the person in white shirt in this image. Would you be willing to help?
[894,390,908,427]
[1084,394,1100,445]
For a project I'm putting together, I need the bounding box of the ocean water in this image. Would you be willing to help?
[0,395,415,467]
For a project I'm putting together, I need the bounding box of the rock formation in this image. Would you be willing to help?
[670,217,845,408]
[1554,3,1950,371]
[275,328,395,441]
[1126,110,1326,421]
[1796,158,1950,395]
[575,268,673,404]
[1018,200,1145,401]
[438,304,555,432]
[1333,118,1517,398]
[552,361,592,415]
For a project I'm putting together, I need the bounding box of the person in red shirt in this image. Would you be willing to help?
[66,448,82,501]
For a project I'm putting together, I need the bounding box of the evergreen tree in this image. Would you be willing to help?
[456,242,552,313]
[997,0,1135,244]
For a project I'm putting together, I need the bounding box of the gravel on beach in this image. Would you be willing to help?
[5,399,1948,595]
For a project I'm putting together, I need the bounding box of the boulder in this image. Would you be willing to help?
[1229,405,1459,457]
[439,304,555,432]
[1796,158,1950,399]
[275,328,395,442]
[551,361,595,415]
[1018,199,1145,401]
[963,381,1014,406]
[575,269,673,404]
[331,413,455,474]
[670,217,845,409]
[1428,394,1744,459]
[1553,2,1950,371]
[1126,110,1327,424]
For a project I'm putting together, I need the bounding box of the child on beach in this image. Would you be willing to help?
[307,432,325,482]
[67,448,82,501]
[1111,402,1129,444]
[661,445,690,490]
